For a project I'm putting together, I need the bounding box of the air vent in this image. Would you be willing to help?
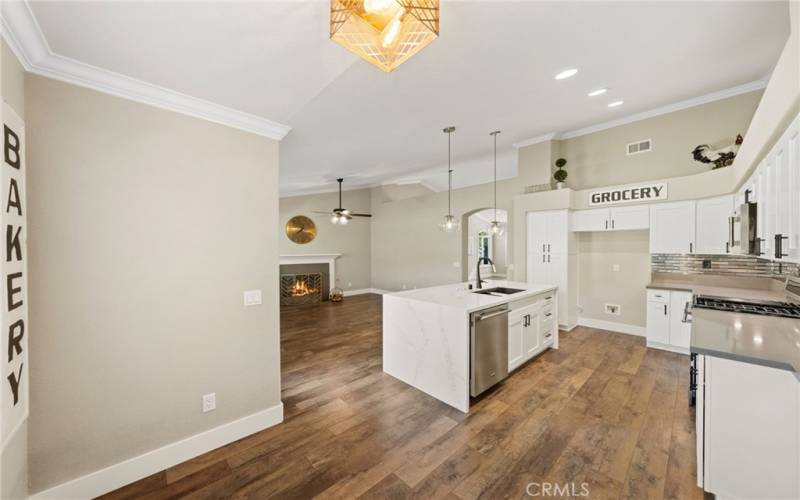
[627,139,652,155]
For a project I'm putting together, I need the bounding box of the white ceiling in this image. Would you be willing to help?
[24,1,790,195]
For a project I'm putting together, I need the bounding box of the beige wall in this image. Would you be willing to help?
[1,38,28,500]
[279,189,371,291]
[25,74,282,493]
[577,231,651,327]
[557,90,763,191]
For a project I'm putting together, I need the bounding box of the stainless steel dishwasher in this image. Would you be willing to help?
[470,304,509,397]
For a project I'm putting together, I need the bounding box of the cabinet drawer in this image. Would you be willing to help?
[647,289,670,303]
[543,327,555,345]
[541,308,555,325]
[540,292,555,307]
[510,296,540,310]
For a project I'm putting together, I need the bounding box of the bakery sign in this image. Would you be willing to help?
[1,102,27,450]
[588,182,668,206]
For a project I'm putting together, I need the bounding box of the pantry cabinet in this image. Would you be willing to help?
[646,288,691,353]
[526,209,577,328]
[649,201,696,254]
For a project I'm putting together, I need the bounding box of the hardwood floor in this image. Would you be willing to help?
[101,294,704,499]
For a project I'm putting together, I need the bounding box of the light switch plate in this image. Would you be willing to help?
[202,393,216,412]
[243,289,262,306]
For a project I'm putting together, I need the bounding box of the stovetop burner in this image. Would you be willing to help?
[693,295,800,319]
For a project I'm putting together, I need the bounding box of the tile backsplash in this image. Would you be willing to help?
[652,254,799,278]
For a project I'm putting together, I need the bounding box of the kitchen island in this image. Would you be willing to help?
[383,280,558,412]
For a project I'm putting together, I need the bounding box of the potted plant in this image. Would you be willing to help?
[554,158,568,189]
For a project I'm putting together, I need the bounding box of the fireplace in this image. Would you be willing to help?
[279,262,330,305]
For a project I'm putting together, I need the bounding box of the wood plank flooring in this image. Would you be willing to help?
[101,294,705,499]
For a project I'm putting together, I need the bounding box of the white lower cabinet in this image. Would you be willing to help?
[508,294,556,372]
[697,355,800,498]
[646,289,691,352]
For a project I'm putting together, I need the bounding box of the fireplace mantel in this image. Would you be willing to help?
[279,254,341,290]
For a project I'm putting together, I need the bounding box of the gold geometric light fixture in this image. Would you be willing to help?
[330,0,439,72]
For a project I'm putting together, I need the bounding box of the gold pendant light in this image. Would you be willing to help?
[440,126,460,233]
[330,0,439,72]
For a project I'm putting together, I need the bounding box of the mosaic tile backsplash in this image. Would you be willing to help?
[652,254,799,278]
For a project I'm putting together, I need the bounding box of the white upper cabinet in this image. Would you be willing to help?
[572,205,649,232]
[572,208,609,232]
[649,201,696,254]
[609,205,650,230]
[695,195,735,255]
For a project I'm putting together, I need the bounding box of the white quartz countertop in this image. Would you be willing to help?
[386,280,557,313]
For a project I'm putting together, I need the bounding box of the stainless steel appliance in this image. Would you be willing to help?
[728,194,759,255]
[470,304,509,397]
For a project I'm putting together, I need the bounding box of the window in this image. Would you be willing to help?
[477,231,491,261]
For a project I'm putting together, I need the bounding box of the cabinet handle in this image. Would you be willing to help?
[728,216,735,249]
[775,234,788,259]
[547,254,550,263]
[689,242,693,253]
[547,244,551,252]
[726,242,729,253]
[542,254,545,263]
[545,312,552,317]
[664,304,667,315]
[545,296,552,300]
[755,237,765,256]
[612,219,615,229]
[542,244,545,252]
[605,220,608,230]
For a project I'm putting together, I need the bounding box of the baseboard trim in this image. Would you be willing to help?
[577,317,646,337]
[646,341,690,355]
[31,403,284,500]
[343,288,388,296]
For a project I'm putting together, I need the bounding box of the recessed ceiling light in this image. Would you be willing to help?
[608,100,624,107]
[554,68,578,80]
[588,88,607,97]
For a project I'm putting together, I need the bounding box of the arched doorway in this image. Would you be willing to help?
[461,207,508,282]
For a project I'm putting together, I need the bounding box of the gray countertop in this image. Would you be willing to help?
[648,275,800,373]
[690,308,800,373]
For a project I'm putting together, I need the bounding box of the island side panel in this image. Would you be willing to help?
[383,294,470,412]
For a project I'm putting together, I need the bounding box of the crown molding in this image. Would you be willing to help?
[0,1,291,141]
[560,80,766,139]
[511,80,767,148]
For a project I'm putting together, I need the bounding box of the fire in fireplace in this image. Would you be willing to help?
[280,273,322,305]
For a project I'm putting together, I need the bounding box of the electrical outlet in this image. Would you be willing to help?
[612,264,620,272]
[452,261,461,268]
[243,290,262,306]
[202,393,216,412]
[347,281,352,288]
[605,303,621,316]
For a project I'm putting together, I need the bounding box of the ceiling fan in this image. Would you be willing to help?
[314,178,372,225]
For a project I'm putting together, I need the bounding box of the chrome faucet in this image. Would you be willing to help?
[476,257,496,289]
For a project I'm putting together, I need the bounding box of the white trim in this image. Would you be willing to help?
[577,317,646,337]
[512,132,560,149]
[646,340,690,355]
[30,403,284,500]
[561,80,766,139]
[0,1,291,140]
[510,80,767,148]
[343,288,387,296]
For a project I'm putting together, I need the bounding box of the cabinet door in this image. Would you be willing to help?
[609,205,649,230]
[524,308,542,359]
[786,120,800,261]
[545,210,569,254]
[695,195,734,255]
[668,291,692,349]
[527,212,548,255]
[508,311,525,371]
[527,251,548,284]
[646,300,670,344]
[649,201,696,254]
[572,208,609,232]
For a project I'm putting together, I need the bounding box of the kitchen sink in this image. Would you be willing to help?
[473,287,525,296]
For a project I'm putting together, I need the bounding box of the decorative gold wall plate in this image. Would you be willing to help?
[286,216,317,244]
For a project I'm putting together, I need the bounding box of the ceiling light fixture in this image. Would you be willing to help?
[330,0,440,73]
[588,88,607,97]
[440,126,460,233]
[608,100,624,107]
[554,68,578,80]
[489,130,505,236]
